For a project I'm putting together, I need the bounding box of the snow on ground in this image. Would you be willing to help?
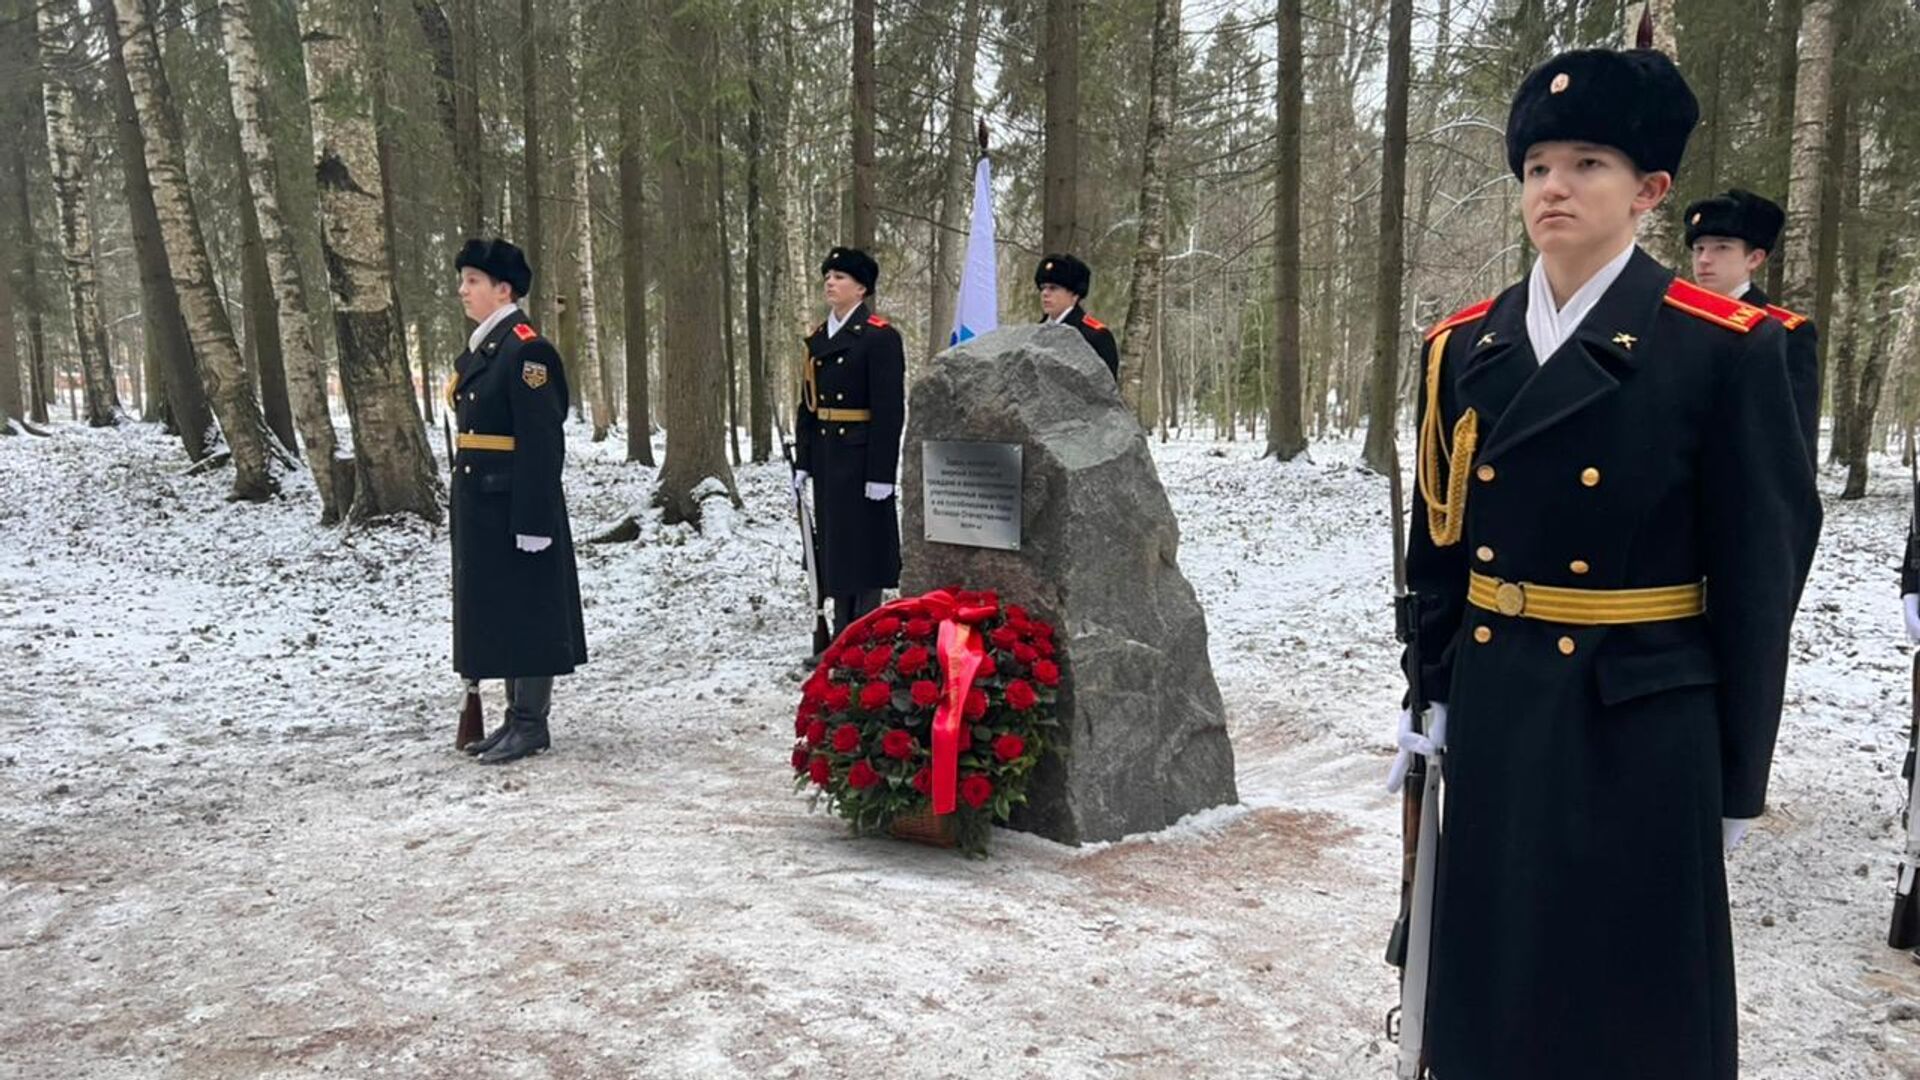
[2,419,1918,1079]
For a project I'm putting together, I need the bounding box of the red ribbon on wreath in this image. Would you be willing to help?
[832,588,998,816]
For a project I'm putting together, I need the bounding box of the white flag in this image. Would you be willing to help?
[949,156,998,346]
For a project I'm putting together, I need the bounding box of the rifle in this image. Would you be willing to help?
[1385,444,1441,1078]
[1891,455,1920,949]
[784,439,831,657]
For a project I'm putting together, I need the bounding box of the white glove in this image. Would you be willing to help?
[1722,817,1756,852]
[515,534,552,553]
[864,482,895,501]
[1385,702,1449,793]
[1904,593,1920,645]
[792,470,809,495]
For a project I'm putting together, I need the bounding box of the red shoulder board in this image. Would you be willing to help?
[1663,279,1765,333]
[1082,315,1107,332]
[1423,297,1494,343]
[866,314,890,329]
[1763,303,1809,331]
[513,322,539,342]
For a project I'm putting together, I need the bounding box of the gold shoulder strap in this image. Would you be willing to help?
[1415,328,1478,547]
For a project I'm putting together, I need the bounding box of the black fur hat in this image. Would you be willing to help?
[1683,189,1785,253]
[454,238,533,299]
[820,247,879,292]
[1506,49,1699,179]
[1033,253,1092,298]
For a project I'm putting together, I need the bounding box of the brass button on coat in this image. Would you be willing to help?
[1580,467,1601,487]
[1476,545,1495,563]
[1474,626,1493,644]
[1570,560,1590,575]
[1477,465,1496,482]
[1558,636,1576,655]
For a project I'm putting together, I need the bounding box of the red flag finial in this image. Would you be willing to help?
[1636,5,1655,49]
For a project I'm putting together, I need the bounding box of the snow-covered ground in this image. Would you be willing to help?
[2,419,1917,1079]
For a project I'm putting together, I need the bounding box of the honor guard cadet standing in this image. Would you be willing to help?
[1386,49,1821,1079]
[449,238,589,765]
[1034,254,1120,382]
[1685,188,1821,467]
[791,247,904,636]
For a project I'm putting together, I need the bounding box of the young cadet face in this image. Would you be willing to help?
[822,270,867,314]
[458,268,513,323]
[1690,237,1768,295]
[1038,283,1078,319]
[1521,141,1672,259]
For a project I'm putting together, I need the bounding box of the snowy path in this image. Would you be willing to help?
[2,423,1916,1078]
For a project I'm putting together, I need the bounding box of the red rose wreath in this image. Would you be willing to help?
[791,589,1061,855]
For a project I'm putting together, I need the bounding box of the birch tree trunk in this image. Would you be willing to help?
[1265,0,1305,461]
[569,0,609,442]
[1779,0,1833,313]
[300,0,442,522]
[927,0,983,360]
[1118,0,1178,424]
[221,0,349,523]
[102,1,210,456]
[850,0,876,250]
[114,0,284,500]
[1360,0,1411,474]
[38,0,120,426]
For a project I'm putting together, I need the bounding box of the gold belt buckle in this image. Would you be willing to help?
[1494,581,1526,617]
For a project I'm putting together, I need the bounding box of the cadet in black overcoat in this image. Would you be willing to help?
[1684,188,1821,467]
[791,247,904,635]
[449,238,588,765]
[1034,254,1120,382]
[1391,50,1821,1080]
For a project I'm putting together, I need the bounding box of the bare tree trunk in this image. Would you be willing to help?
[115,0,284,499]
[1118,0,1178,425]
[1779,0,1832,313]
[414,0,484,239]
[1042,0,1081,255]
[1631,0,1681,266]
[300,0,442,522]
[1360,0,1411,474]
[745,6,772,463]
[9,126,50,428]
[226,102,296,455]
[654,0,737,523]
[38,0,120,427]
[1764,0,1802,299]
[519,0,543,326]
[1827,79,1861,468]
[1841,235,1900,499]
[102,2,209,454]
[928,0,983,359]
[717,113,741,467]
[619,71,655,466]
[850,0,876,250]
[1266,0,1305,461]
[569,0,609,442]
[1811,9,1853,463]
[221,0,349,522]
[0,233,19,430]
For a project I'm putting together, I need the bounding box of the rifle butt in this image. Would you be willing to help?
[456,683,484,749]
[1890,885,1920,950]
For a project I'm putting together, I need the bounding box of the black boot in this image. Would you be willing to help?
[476,716,550,764]
[462,721,514,756]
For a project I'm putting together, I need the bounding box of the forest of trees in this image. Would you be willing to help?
[2,0,1917,522]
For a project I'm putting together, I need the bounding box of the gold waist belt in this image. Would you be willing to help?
[1467,572,1705,625]
[456,433,515,451]
[814,408,873,422]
